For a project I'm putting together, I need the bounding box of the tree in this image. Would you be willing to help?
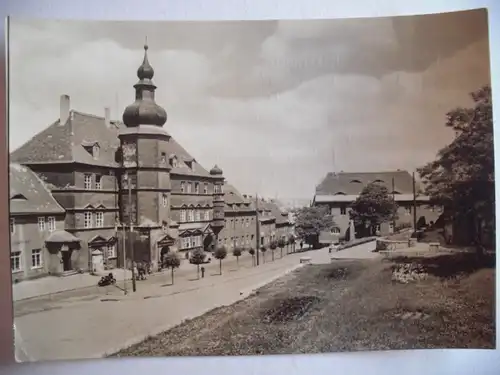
[278,237,286,258]
[248,248,256,266]
[349,182,397,237]
[214,245,228,275]
[232,247,243,267]
[163,252,181,285]
[294,206,336,248]
[260,245,267,263]
[190,248,206,279]
[269,240,277,261]
[418,85,494,251]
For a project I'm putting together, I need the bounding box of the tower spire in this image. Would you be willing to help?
[122,42,167,128]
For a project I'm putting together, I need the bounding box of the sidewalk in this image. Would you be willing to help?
[14,250,315,361]
[12,269,133,302]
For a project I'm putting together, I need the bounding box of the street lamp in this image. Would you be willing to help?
[123,172,137,293]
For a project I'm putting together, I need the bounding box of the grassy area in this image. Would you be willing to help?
[113,253,495,357]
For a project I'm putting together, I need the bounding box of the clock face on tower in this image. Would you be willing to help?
[122,142,137,167]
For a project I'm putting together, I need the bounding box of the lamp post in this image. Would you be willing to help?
[124,172,137,293]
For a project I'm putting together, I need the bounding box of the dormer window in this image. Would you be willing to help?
[185,161,193,170]
[373,179,385,184]
[160,152,167,166]
[349,179,362,184]
[93,144,100,159]
[170,155,178,168]
[10,194,27,201]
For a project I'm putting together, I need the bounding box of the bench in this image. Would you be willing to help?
[300,257,312,264]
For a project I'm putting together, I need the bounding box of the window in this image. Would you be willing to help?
[203,183,208,194]
[47,217,56,232]
[195,210,201,222]
[31,249,42,269]
[190,237,196,248]
[180,209,186,222]
[95,175,102,190]
[180,182,185,193]
[331,227,340,234]
[93,144,100,159]
[95,212,104,228]
[182,238,190,249]
[38,217,45,231]
[172,157,178,168]
[160,152,167,165]
[186,183,192,194]
[340,205,347,215]
[195,183,199,194]
[246,218,250,227]
[260,237,264,245]
[405,207,411,215]
[84,212,93,228]
[10,218,15,234]
[11,251,22,272]
[162,221,168,231]
[204,211,210,221]
[214,185,220,194]
[84,174,92,190]
[188,209,195,222]
[106,244,116,258]
[162,194,168,207]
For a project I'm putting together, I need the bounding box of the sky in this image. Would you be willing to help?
[8,9,491,202]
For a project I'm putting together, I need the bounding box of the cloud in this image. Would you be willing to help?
[8,12,491,201]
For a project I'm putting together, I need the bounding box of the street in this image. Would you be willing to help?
[13,242,379,361]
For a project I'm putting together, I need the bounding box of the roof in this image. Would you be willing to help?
[267,200,290,225]
[9,163,65,215]
[167,138,213,178]
[224,184,256,213]
[10,111,122,167]
[46,230,80,243]
[315,170,417,196]
[314,194,430,203]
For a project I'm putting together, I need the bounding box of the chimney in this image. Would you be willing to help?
[104,107,111,128]
[59,94,70,125]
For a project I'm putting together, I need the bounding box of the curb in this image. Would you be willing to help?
[103,262,306,357]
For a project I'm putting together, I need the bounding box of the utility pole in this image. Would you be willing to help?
[126,173,137,292]
[255,194,260,266]
[391,177,396,232]
[412,171,417,231]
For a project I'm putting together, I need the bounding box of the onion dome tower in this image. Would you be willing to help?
[122,43,167,127]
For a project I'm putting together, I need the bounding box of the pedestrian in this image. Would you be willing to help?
[201,266,205,278]
[300,241,303,250]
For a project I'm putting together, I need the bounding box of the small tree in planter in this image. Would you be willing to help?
[232,247,243,267]
[278,237,286,258]
[163,252,181,285]
[190,248,206,279]
[260,245,268,263]
[269,240,278,261]
[214,245,228,275]
[248,248,256,266]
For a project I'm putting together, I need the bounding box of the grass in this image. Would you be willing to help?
[113,253,495,357]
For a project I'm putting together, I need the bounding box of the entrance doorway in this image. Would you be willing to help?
[61,249,73,271]
[160,246,170,266]
[203,234,214,252]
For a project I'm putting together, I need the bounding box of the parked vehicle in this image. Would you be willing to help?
[97,273,116,287]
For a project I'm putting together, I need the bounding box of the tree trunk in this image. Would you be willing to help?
[197,264,200,279]
[236,256,239,267]
[272,251,275,261]
[280,248,283,258]
[171,268,174,285]
[219,259,222,275]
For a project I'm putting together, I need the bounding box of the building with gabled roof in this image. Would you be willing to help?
[312,170,441,240]
[9,43,227,276]
[9,163,81,281]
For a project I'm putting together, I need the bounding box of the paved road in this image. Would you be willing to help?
[13,242,378,362]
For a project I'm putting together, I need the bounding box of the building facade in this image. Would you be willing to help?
[312,170,442,240]
[9,163,82,282]
[10,44,227,275]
